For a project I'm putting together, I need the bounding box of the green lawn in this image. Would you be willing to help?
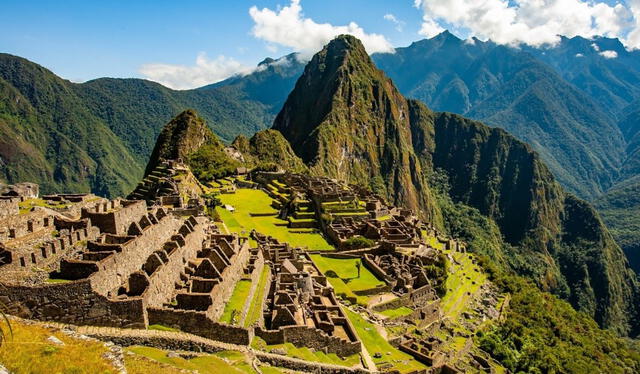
[310,255,384,292]
[310,255,386,306]
[244,266,271,327]
[219,280,252,324]
[216,189,334,251]
[379,306,414,319]
[343,309,426,373]
[252,338,361,367]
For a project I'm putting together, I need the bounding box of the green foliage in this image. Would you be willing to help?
[187,144,239,182]
[477,274,640,374]
[342,236,374,250]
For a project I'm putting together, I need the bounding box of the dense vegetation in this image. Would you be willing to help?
[429,171,640,372]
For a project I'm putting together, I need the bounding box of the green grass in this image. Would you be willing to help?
[219,280,252,324]
[310,255,384,292]
[252,338,361,367]
[216,189,334,251]
[45,278,72,284]
[440,252,486,320]
[379,306,413,319]
[244,266,270,327]
[126,346,254,374]
[343,309,426,373]
[310,255,386,306]
[148,324,180,332]
[18,198,69,214]
[0,319,116,374]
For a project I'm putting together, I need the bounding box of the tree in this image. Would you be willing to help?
[355,260,361,278]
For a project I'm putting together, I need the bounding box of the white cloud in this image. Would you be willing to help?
[249,0,394,57]
[414,0,639,48]
[591,42,600,52]
[384,13,406,32]
[575,53,584,57]
[139,53,252,90]
[599,50,618,58]
[626,0,640,48]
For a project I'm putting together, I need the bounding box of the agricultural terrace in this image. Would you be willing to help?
[215,188,334,251]
[440,250,487,320]
[310,254,385,306]
[343,309,427,373]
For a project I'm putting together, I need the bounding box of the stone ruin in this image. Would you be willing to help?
[252,232,362,357]
[128,159,204,216]
[0,181,254,345]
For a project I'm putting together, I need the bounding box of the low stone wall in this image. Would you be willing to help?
[147,307,253,345]
[255,325,361,357]
[256,352,370,374]
[0,280,146,327]
[371,295,411,312]
[353,284,392,296]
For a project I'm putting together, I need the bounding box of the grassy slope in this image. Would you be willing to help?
[215,188,333,250]
[343,309,426,373]
[219,280,252,324]
[0,319,115,374]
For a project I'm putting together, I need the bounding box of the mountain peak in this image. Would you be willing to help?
[143,109,220,176]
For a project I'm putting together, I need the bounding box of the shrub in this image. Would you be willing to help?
[342,236,375,250]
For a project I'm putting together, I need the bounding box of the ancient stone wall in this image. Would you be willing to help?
[206,238,252,320]
[87,213,183,295]
[81,200,147,235]
[0,198,18,219]
[142,218,207,307]
[0,280,146,328]
[14,225,100,269]
[147,307,253,345]
[256,324,361,357]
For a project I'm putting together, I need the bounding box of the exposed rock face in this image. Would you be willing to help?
[273,35,639,335]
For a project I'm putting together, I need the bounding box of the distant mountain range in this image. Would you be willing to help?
[1,31,640,273]
[0,52,302,197]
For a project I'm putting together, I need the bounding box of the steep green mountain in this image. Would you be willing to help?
[373,32,626,199]
[596,106,640,273]
[0,52,303,197]
[0,54,141,197]
[274,34,639,335]
[232,129,306,172]
[273,35,439,220]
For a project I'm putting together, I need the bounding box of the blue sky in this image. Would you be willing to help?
[1,1,422,83]
[2,0,638,89]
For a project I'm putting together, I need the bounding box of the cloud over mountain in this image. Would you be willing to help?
[414,0,640,49]
[249,0,394,56]
[139,53,251,90]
